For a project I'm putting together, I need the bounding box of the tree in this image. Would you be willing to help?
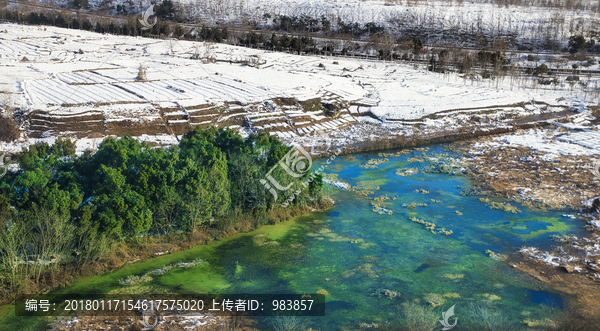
[137,63,147,81]
[308,173,324,197]
[173,24,185,38]
[0,195,30,291]
[156,0,176,19]
[413,38,423,57]
[262,13,271,24]
[70,0,89,9]
[291,37,305,55]
[94,165,152,237]
[153,185,182,233]
[180,164,212,231]
[568,35,586,54]
[269,33,279,50]
[534,64,549,76]
[267,141,288,169]
[320,15,331,32]
[52,137,76,158]
[179,128,231,219]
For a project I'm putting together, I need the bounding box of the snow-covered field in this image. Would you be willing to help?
[473,128,600,157]
[0,23,595,156]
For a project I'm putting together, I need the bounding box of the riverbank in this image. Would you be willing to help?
[454,126,600,326]
[293,100,590,159]
[0,200,334,308]
[0,200,336,330]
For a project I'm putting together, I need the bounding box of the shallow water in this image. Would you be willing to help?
[3,145,586,330]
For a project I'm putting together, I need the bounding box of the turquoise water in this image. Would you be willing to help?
[2,144,584,330]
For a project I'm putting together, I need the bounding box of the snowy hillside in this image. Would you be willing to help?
[24,0,600,48]
[0,23,594,155]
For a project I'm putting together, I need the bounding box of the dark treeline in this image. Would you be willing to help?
[0,128,324,297]
[3,1,600,57]
[4,0,600,54]
[0,7,228,41]
[272,14,384,38]
[4,4,599,64]
[450,0,598,11]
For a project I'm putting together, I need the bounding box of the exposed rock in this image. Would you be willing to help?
[592,198,600,214]
[486,249,508,261]
[562,265,574,273]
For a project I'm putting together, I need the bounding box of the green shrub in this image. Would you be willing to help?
[463,303,521,331]
[533,64,549,75]
[301,97,322,112]
[270,316,304,331]
[397,302,438,331]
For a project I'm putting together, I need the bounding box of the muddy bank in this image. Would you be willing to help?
[509,253,600,324]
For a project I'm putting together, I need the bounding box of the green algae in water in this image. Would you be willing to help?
[484,216,570,240]
[234,262,243,278]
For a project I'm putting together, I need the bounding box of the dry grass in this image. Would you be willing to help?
[0,115,19,142]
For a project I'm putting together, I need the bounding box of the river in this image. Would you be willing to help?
[2,144,585,330]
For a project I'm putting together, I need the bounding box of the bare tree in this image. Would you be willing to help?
[0,213,30,292]
[137,63,147,81]
[30,207,73,282]
[0,88,16,115]
[203,42,216,63]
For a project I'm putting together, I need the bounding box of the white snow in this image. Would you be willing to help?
[491,129,600,156]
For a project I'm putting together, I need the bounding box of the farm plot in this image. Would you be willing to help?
[0,40,38,55]
[204,76,284,102]
[23,78,144,105]
[56,71,118,85]
[556,131,600,152]
[116,77,284,104]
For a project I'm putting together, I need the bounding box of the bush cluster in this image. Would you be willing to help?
[0,128,323,292]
